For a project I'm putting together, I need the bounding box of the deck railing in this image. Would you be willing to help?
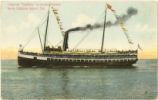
[19,49,137,55]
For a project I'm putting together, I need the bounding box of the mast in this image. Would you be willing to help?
[100,6,107,53]
[43,6,50,51]
[37,27,44,53]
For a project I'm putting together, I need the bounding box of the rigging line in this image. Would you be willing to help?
[70,9,105,49]
[41,33,54,46]
[71,13,105,49]
[72,6,105,49]
[73,9,105,49]
[22,30,37,50]
[39,16,47,27]
[73,31,91,49]
[88,5,106,26]
[46,40,53,47]
[39,27,62,47]
[55,40,63,47]
[23,3,52,50]
[22,12,49,50]
[22,27,42,50]
[95,9,105,22]
[41,36,62,48]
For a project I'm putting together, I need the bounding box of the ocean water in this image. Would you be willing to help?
[1,59,157,99]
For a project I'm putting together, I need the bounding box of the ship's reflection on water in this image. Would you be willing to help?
[60,70,70,98]
[17,64,156,99]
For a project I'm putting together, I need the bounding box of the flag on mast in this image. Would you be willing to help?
[106,3,112,9]
[52,7,65,37]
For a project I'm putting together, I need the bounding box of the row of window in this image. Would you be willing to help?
[21,51,137,58]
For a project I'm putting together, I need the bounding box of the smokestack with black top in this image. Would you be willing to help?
[63,32,69,51]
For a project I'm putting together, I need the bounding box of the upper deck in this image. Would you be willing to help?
[19,49,137,57]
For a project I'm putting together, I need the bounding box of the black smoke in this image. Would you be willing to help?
[63,7,138,51]
[106,7,138,27]
[65,7,138,34]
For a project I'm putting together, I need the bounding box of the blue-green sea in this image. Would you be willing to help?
[1,59,157,99]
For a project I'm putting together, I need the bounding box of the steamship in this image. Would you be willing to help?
[18,4,138,68]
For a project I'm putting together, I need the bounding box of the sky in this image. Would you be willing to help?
[1,1,157,59]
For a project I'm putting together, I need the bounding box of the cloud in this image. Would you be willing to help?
[2,13,41,48]
[28,13,41,24]
[4,13,41,35]
[135,23,156,32]
[19,13,41,30]
[71,14,96,27]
